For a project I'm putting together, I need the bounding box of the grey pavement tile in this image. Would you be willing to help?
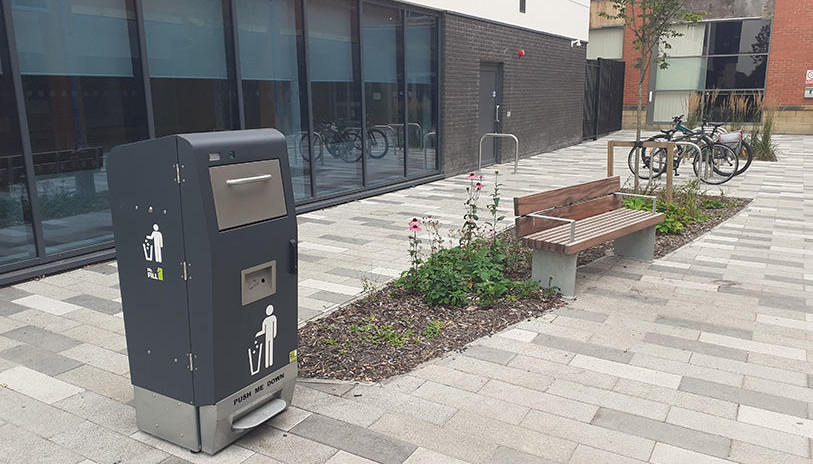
[586,286,668,306]
[0,300,28,316]
[0,343,83,376]
[654,316,753,339]
[319,234,371,246]
[54,391,138,436]
[240,423,338,464]
[158,457,195,464]
[758,295,813,313]
[730,254,804,268]
[298,217,336,225]
[57,364,134,404]
[64,294,122,315]
[2,325,82,352]
[648,265,724,279]
[51,420,168,464]
[0,422,85,464]
[532,333,633,363]
[461,345,516,365]
[489,445,559,464]
[591,408,731,459]
[678,377,808,418]
[326,267,392,282]
[0,387,86,439]
[309,290,354,305]
[85,263,119,275]
[552,308,608,323]
[642,332,748,361]
[0,286,31,302]
[291,414,416,464]
[764,274,813,286]
[298,253,326,263]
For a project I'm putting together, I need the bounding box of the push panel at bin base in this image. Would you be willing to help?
[108,136,195,404]
[176,130,298,406]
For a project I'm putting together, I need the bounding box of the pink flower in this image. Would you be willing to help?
[408,217,421,231]
[473,182,483,190]
[466,172,478,180]
[488,229,496,236]
[409,223,421,231]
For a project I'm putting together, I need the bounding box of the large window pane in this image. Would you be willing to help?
[706,55,767,90]
[12,0,147,255]
[655,57,705,90]
[587,27,623,60]
[237,0,310,200]
[405,12,438,176]
[362,3,404,186]
[307,0,362,196]
[707,20,771,55]
[0,8,36,265]
[659,24,704,57]
[142,0,237,136]
[652,91,692,122]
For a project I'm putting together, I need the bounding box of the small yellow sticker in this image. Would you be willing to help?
[157,267,164,281]
[289,349,298,363]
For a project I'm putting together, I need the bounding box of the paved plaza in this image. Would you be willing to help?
[1,131,813,463]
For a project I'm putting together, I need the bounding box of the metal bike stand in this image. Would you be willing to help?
[673,141,704,179]
[478,133,519,174]
[423,131,436,169]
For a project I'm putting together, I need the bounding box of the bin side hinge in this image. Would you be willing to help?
[187,353,195,372]
[173,163,181,184]
[181,261,188,280]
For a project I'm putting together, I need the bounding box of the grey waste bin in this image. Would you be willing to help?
[108,129,298,454]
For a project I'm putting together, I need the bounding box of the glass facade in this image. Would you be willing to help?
[651,19,771,122]
[0,0,440,276]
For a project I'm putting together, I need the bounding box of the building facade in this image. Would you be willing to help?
[587,0,813,133]
[0,0,588,283]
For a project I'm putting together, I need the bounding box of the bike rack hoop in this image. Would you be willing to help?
[478,133,519,174]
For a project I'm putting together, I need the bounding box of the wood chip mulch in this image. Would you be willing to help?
[298,287,562,382]
[299,195,750,383]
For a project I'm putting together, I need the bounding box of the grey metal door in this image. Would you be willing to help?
[479,64,501,166]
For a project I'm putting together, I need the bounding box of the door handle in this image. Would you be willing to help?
[495,104,501,123]
[226,174,272,186]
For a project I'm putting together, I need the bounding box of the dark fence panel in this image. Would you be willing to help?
[583,58,625,140]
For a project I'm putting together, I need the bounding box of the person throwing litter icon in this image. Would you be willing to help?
[255,305,277,369]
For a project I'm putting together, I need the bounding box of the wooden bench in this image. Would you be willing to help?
[514,176,664,298]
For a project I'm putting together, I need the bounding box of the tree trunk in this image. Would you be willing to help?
[634,80,643,192]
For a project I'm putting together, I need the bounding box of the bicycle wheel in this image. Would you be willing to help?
[734,140,753,176]
[366,129,389,159]
[693,143,738,185]
[628,134,669,179]
[340,132,363,163]
[299,133,323,162]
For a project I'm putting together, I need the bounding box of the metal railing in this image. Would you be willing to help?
[478,133,519,174]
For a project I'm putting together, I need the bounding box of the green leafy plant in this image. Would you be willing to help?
[423,320,445,338]
[485,171,505,244]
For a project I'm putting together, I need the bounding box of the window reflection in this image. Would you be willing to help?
[12,0,147,255]
[706,55,767,90]
[142,0,238,136]
[237,0,311,200]
[406,12,438,176]
[0,7,36,265]
[307,0,363,196]
[362,3,404,186]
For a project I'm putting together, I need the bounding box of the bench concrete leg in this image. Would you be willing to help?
[614,225,656,262]
[531,249,578,299]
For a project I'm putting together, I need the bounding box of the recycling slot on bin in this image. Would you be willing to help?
[108,129,298,454]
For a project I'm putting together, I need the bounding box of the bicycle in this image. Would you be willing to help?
[696,120,752,176]
[299,123,389,163]
[628,115,738,185]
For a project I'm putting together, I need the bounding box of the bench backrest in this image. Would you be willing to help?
[514,176,621,237]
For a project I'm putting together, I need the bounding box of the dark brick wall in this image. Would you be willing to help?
[439,13,587,175]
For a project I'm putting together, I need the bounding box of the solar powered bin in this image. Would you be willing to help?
[108,129,298,454]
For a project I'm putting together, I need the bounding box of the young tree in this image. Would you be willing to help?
[600,0,703,189]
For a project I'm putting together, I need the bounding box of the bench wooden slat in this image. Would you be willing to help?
[514,194,622,237]
[530,209,653,244]
[513,176,620,216]
[523,209,663,254]
[526,208,643,243]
